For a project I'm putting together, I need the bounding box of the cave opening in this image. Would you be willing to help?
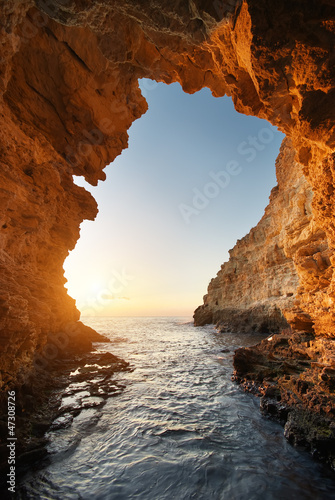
[65,79,284,319]
[2,1,335,490]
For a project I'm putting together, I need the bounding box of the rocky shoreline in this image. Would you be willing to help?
[0,328,130,496]
[194,302,290,334]
[232,329,335,470]
[193,138,316,336]
[194,134,335,468]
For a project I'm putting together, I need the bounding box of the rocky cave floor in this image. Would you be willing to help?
[0,339,130,492]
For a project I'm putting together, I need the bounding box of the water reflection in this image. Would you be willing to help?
[18,318,335,499]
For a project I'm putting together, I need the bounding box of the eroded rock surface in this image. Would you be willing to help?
[233,330,335,467]
[0,343,130,482]
[1,0,335,461]
[194,137,317,333]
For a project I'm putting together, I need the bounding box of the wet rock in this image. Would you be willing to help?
[0,346,130,485]
[193,305,213,327]
[284,410,335,466]
[50,413,74,431]
[260,397,289,424]
[233,330,335,468]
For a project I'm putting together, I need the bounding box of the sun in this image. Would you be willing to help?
[88,280,106,295]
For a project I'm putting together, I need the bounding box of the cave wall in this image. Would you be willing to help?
[1,0,335,391]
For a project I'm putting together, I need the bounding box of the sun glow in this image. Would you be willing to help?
[64,81,283,319]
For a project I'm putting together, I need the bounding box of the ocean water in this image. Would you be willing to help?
[18,317,335,499]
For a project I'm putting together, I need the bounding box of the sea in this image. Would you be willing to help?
[17,317,335,499]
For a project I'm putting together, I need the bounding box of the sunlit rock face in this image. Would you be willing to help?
[0,2,147,392]
[194,137,317,334]
[0,0,335,431]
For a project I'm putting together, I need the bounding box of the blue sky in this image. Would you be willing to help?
[64,79,284,317]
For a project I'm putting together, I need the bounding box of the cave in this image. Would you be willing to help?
[1,0,335,475]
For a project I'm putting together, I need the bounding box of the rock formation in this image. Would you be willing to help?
[1,0,335,462]
[194,137,313,333]
[194,135,329,334]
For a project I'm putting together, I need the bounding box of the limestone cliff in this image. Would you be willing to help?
[1,0,335,460]
[194,137,326,334]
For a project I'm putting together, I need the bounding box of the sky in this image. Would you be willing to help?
[64,79,284,318]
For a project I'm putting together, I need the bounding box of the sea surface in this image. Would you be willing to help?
[18,317,335,499]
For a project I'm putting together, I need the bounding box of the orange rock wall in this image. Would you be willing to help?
[194,137,323,333]
[1,0,335,390]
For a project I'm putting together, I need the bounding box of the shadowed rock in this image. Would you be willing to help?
[1,0,335,466]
